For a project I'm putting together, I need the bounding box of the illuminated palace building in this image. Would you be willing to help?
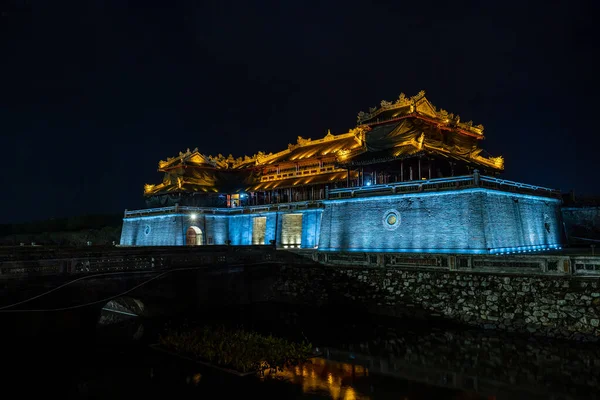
[120,91,563,254]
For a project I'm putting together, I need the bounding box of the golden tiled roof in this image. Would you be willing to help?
[144,92,503,196]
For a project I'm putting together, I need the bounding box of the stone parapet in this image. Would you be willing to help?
[299,250,600,276]
[271,263,600,340]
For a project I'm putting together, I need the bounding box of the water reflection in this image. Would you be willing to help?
[316,330,600,400]
[265,358,369,400]
[90,304,600,400]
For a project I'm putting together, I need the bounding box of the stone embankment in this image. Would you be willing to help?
[272,263,600,340]
[323,327,600,399]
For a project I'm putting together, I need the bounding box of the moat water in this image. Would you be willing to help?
[3,302,599,400]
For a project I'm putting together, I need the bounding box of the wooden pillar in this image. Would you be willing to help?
[409,165,413,181]
[428,161,432,180]
[400,161,404,182]
[418,157,422,180]
[346,168,350,187]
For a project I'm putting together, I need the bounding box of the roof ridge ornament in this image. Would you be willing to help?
[356,90,484,135]
[297,136,311,146]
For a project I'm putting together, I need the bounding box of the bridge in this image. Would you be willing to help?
[0,246,317,344]
[3,244,600,344]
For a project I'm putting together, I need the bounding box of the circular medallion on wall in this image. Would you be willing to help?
[144,225,151,235]
[383,209,401,231]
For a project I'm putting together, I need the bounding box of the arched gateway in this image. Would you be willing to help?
[186,226,203,245]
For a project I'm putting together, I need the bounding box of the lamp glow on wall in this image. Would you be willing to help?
[281,214,303,248]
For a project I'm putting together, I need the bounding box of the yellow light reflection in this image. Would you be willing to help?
[344,386,357,400]
[264,358,371,400]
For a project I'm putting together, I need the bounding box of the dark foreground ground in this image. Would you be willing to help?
[1,302,599,400]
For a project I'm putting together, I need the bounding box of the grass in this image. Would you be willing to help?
[157,324,313,374]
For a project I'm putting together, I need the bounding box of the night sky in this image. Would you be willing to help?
[1,0,597,224]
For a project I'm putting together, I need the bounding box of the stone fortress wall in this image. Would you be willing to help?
[318,188,562,253]
[121,187,563,254]
[562,206,600,245]
[120,208,323,248]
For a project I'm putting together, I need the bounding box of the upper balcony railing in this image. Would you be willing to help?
[124,173,562,217]
[327,173,562,201]
[124,201,326,218]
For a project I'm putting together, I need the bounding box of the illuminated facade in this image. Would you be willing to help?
[121,91,563,253]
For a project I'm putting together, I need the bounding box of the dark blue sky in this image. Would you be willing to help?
[1,0,597,223]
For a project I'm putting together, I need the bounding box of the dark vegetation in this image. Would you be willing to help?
[0,214,122,246]
[158,324,313,374]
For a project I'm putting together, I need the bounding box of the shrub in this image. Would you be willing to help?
[158,324,313,374]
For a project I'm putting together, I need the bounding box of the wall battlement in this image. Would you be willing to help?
[121,175,563,254]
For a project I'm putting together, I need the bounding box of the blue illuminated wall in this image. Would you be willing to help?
[227,210,322,248]
[227,213,276,245]
[204,215,228,245]
[120,209,323,248]
[318,188,562,253]
[120,214,187,246]
[120,189,562,253]
[481,191,563,252]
